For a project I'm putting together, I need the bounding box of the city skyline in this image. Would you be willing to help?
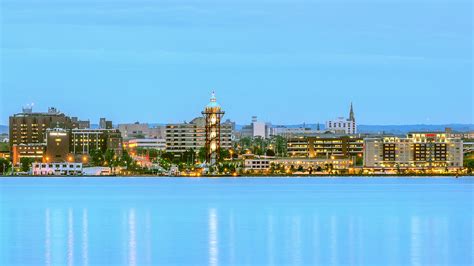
[1,0,472,125]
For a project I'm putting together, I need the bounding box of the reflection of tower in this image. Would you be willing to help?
[202,91,225,166]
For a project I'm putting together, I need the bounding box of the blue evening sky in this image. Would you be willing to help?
[0,0,472,125]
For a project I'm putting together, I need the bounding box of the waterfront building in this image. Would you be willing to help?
[363,132,463,171]
[11,143,46,165]
[45,127,71,163]
[126,138,166,151]
[9,107,73,156]
[287,136,364,159]
[325,103,357,134]
[244,157,353,172]
[71,128,123,156]
[31,162,82,176]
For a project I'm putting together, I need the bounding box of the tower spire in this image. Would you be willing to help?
[349,102,355,122]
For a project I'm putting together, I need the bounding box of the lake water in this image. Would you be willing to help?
[0,177,472,265]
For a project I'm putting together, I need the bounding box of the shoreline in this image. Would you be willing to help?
[0,174,472,178]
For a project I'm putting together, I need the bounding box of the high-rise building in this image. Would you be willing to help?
[325,103,357,134]
[9,107,73,164]
[364,132,463,171]
[45,127,71,163]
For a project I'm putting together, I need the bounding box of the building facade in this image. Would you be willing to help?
[166,119,233,154]
[9,107,73,162]
[45,127,71,163]
[325,103,357,134]
[126,138,166,151]
[32,162,83,176]
[364,132,463,171]
[71,129,123,155]
[118,123,166,139]
[287,136,364,159]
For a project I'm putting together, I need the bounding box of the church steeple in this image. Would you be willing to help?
[349,102,355,122]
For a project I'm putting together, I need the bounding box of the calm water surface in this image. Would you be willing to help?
[0,177,472,265]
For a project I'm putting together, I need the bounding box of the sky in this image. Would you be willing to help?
[0,0,472,125]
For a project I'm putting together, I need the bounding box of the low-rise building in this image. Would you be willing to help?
[31,162,83,176]
[126,138,166,151]
[364,132,463,172]
[287,136,363,159]
[12,143,46,165]
[243,157,353,172]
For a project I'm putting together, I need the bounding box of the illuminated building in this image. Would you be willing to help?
[9,106,73,162]
[126,138,166,151]
[287,136,363,159]
[202,92,225,165]
[45,127,71,163]
[363,132,463,171]
[165,96,233,157]
[71,129,123,156]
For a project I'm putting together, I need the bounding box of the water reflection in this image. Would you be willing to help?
[82,209,89,266]
[128,209,137,266]
[67,209,74,266]
[5,177,473,266]
[411,216,421,266]
[208,208,218,266]
[45,208,51,266]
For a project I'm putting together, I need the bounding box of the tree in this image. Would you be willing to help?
[198,147,207,163]
[219,148,230,161]
[104,149,119,172]
[0,158,11,175]
[266,149,275,157]
[20,157,35,172]
[89,149,104,167]
[272,136,287,157]
[120,150,134,169]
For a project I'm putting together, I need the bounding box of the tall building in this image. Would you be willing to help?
[202,92,225,165]
[9,107,73,164]
[45,127,71,163]
[364,132,463,171]
[325,103,357,134]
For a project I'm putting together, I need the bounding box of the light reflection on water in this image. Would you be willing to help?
[0,177,472,265]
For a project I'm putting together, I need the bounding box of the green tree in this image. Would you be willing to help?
[198,147,207,163]
[20,157,35,172]
[0,158,11,175]
[104,149,119,172]
[120,150,134,169]
[90,149,104,167]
